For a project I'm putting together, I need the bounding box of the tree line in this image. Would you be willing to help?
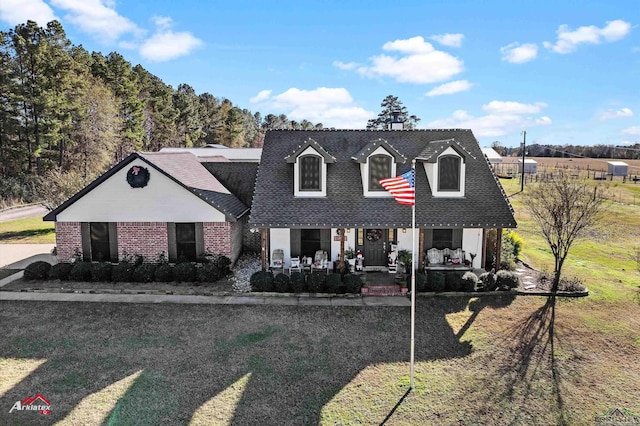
[0,20,322,183]
[492,141,640,160]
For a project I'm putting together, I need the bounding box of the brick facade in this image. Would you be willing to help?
[117,222,168,262]
[55,222,82,261]
[55,221,240,263]
[203,222,233,257]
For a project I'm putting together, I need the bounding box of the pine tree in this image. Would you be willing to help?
[366,95,420,130]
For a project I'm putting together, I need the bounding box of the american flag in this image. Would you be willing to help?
[379,169,415,206]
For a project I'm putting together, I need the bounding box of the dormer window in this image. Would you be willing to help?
[285,137,335,198]
[438,155,461,191]
[299,155,321,191]
[417,140,469,198]
[368,154,392,191]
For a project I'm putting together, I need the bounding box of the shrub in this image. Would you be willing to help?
[173,262,196,283]
[325,274,344,293]
[250,271,274,292]
[197,263,221,283]
[461,271,478,292]
[496,270,519,290]
[69,261,93,281]
[344,274,363,293]
[112,262,135,282]
[445,271,464,292]
[479,272,497,291]
[504,230,524,258]
[558,276,586,292]
[154,264,173,282]
[500,259,517,271]
[23,261,52,280]
[48,262,73,280]
[274,273,291,292]
[91,262,112,282]
[410,273,428,292]
[290,272,306,293]
[134,263,157,283]
[308,272,326,293]
[427,271,445,292]
[214,254,232,276]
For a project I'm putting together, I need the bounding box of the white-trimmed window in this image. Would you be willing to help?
[368,154,392,191]
[438,155,461,191]
[294,147,328,197]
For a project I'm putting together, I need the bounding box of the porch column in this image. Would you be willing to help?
[339,228,345,270]
[495,228,503,270]
[481,228,487,270]
[260,228,269,271]
[418,228,425,270]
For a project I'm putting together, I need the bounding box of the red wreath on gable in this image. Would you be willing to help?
[366,229,383,242]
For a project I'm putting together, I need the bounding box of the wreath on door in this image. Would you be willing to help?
[366,229,383,242]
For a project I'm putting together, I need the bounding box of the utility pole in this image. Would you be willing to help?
[520,130,526,192]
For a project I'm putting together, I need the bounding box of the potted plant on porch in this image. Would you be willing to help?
[397,250,413,275]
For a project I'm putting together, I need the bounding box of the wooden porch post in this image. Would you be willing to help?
[339,228,345,270]
[418,228,424,270]
[481,228,487,270]
[260,228,268,271]
[495,228,503,271]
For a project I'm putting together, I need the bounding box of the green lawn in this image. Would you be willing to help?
[0,216,55,244]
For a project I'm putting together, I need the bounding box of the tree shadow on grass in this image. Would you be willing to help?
[0,296,511,425]
[0,228,54,241]
[499,295,567,424]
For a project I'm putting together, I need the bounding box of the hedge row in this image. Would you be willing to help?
[250,271,363,294]
[409,270,520,292]
[23,256,232,284]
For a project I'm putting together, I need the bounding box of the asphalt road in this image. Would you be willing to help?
[0,204,49,223]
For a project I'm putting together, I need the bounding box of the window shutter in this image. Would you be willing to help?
[290,229,301,257]
[424,229,433,249]
[195,222,204,258]
[320,229,331,257]
[167,223,176,262]
[109,223,118,262]
[453,228,463,249]
[81,222,90,261]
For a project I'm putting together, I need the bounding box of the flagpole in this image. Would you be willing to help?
[410,159,416,389]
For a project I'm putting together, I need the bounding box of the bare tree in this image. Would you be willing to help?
[522,176,606,292]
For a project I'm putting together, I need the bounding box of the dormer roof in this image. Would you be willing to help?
[284,137,336,163]
[416,139,476,163]
[350,138,406,164]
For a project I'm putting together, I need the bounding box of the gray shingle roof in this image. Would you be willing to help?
[249,129,516,229]
[284,137,336,164]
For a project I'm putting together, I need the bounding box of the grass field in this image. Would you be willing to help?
[0,216,55,244]
[0,173,639,424]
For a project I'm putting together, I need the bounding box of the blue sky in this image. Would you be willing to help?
[2,0,639,147]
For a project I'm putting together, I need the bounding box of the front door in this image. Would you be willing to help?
[364,229,386,266]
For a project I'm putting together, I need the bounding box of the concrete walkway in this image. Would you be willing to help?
[0,290,411,307]
[0,244,56,268]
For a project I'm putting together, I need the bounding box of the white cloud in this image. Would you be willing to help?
[598,108,633,120]
[139,30,203,61]
[332,61,359,70]
[425,80,473,96]
[543,19,631,54]
[50,0,142,42]
[428,100,552,137]
[0,0,57,26]
[501,42,538,64]
[622,126,640,136]
[430,33,464,48]
[482,101,547,115]
[261,87,373,129]
[356,36,464,84]
[152,15,173,31]
[250,90,272,103]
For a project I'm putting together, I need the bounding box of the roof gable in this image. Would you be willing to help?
[416,139,476,163]
[45,152,248,222]
[351,138,407,164]
[284,137,336,163]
